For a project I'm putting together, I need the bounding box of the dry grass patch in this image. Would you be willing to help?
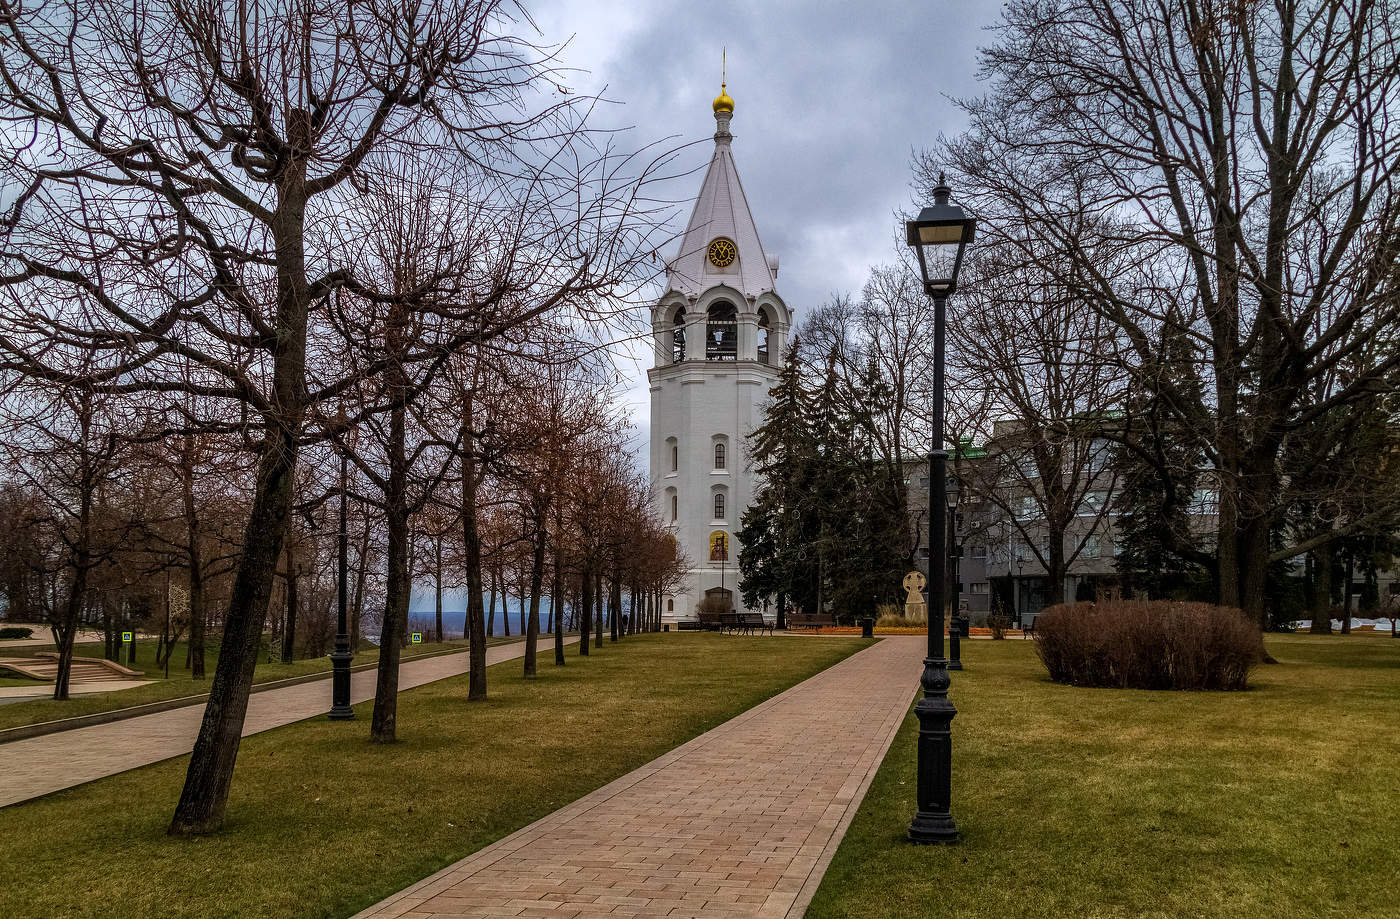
[0,632,868,919]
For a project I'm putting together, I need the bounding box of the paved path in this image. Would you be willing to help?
[0,637,573,807]
[354,635,922,919]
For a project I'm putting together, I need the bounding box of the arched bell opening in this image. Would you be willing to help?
[672,306,688,363]
[757,307,774,365]
[706,301,737,361]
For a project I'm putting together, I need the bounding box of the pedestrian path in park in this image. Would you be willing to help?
[355,635,923,919]
[0,637,574,807]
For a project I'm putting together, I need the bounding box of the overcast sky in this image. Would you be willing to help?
[525,0,999,451]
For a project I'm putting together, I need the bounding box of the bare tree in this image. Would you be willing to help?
[948,244,1128,605]
[0,382,130,698]
[929,0,1400,626]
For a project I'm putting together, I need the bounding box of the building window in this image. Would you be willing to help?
[671,443,678,472]
[714,492,726,520]
[971,582,989,595]
[1083,534,1101,558]
[970,544,987,559]
[757,308,773,364]
[714,442,726,469]
[1079,491,1107,516]
[667,598,674,612]
[671,494,678,522]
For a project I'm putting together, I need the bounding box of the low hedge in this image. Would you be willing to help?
[1034,601,1259,691]
[0,627,34,640]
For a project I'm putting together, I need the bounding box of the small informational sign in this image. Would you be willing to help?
[121,631,133,642]
[411,632,422,644]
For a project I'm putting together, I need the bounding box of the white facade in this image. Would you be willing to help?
[649,89,792,625]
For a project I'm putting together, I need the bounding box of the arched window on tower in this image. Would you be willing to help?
[672,307,687,363]
[706,301,737,361]
[714,492,726,520]
[671,493,678,521]
[757,308,773,364]
[671,443,678,472]
[714,442,726,470]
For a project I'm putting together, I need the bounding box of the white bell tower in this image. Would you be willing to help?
[649,75,792,626]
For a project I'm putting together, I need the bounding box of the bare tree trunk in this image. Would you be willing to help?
[524,526,544,678]
[502,567,512,637]
[1341,547,1355,635]
[610,574,621,642]
[371,400,410,743]
[181,440,207,678]
[281,541,299,664]
[553,505,566,666]
[170,429,301,836]
[51,584,83,702]
[595,569,604,648]
[351,519,370,652]
[434,537,444,643]
[460,404,488,701]
[579,567,592,656]
[1310,547,1333,634]
[486,567,496,637]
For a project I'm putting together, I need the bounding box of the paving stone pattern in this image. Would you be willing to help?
[353,635,922,919]
[0,638,573,807]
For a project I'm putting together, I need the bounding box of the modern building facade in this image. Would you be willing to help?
[649,81,792,626]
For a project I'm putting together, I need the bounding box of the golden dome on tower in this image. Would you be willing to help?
[713,81,734,114]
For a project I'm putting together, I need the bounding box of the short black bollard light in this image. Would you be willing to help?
[861,617,874,639]
[948,616,963,670]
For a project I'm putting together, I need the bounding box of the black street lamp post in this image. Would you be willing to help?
[946,478,963,671]
[905,176,974,845]
[1016,559,1025,630]
[329,448,354,720]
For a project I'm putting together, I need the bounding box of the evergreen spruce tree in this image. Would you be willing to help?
[1112,323,1211,598]
[738,337,818,621]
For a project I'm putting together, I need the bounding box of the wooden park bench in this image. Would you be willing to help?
[720,612,773,635]
[787,613,835,631]
[696,609,727,632]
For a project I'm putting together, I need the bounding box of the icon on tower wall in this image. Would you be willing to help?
[709,531,729,562]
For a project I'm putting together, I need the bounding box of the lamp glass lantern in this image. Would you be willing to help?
[944,474,960,511]
[905,176,976,296]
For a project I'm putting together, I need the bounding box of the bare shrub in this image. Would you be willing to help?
[986,613,1012,640]
[696,594,731,617]
[1034,601,1259,691]
[875,613,922,628]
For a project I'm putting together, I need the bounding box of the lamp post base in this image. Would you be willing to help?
[907,810,959,845]
[908,657,958,845]
[328,648,355,720]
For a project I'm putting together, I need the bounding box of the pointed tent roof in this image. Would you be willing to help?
[665,89,776,301]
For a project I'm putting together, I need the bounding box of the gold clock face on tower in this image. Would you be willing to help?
[707,237,737,268]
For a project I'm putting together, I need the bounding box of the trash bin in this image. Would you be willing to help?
[860,617,874,638]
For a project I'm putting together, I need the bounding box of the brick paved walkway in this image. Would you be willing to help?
[0,637,572,807]
[353,635,922,919]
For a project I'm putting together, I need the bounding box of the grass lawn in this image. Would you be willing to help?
[0,674,49,688]
[0,635,521,732]
[806,633,1400,919]
[0,632,868,919]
